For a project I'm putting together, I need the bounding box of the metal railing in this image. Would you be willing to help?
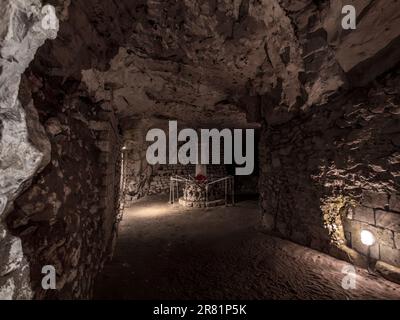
[169,175,235,207]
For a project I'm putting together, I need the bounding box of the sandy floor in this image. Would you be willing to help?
[93,195,400,300]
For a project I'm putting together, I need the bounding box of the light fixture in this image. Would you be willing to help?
[360,229,375,246]
[361,229,376,275]
[121,146,127,151]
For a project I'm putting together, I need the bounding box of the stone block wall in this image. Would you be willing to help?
[123,135,260,204]
[91,103,122,261]
[122,120,228,204]
[124,155,227,204]
[344,192,400,267]
[260,68,400,270]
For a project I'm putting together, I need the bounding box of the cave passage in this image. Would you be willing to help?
[1,0,400,301]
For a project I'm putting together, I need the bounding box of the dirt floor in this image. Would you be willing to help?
[93,195,400,300]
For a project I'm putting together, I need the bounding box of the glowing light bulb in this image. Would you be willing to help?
[360,229,375,246]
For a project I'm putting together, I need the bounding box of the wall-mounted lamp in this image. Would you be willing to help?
[360,229,376,274]
[360,229,375,246]
[121,146,127,151]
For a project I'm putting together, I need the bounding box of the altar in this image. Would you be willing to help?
[169,165,234,208]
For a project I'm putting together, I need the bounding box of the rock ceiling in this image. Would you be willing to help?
[31,0,400,129]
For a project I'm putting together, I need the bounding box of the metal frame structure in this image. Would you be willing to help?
[169,175,235,207]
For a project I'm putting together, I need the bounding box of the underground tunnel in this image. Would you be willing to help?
[0,0,400,302]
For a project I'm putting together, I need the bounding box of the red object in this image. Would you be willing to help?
[195,174,207,183]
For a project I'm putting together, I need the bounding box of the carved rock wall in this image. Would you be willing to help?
[0,0,58,299]
[6,77,122,299]
[260,68,400,268]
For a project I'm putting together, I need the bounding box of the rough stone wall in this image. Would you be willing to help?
[124,160,196,203]
[0,0,133,299]
[260,68,400,267]
[5,75,122,299]
[5,72,122,299]
[344,192,400,267]
[0,0,58,300]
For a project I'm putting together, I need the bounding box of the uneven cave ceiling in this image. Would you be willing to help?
[30,0,400,129]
